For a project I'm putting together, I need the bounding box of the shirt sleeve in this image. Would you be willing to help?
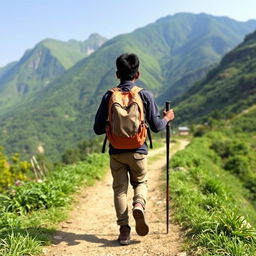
[93,92,111,135]
[140,90,167,133]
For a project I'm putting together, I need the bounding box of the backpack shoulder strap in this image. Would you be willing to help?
[132,86,153,149]
[109,85,143,93]
[109,87,120,93]
[134,86,153,149]
[131,85,143,94]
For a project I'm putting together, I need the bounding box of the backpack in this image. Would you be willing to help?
[103,86,149,150]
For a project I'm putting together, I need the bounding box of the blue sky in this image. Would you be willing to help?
[1,0,256,67]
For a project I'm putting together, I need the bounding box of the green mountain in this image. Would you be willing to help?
[41,33,107,69]
[0,61,17,78]
[156,64,214,103]
[157,14,256,100]
[230,104,256,134]
[0,33,107,110]
[0,13,256,161]
[174,30,256,125]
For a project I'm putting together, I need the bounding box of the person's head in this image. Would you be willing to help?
[116,53,140,81]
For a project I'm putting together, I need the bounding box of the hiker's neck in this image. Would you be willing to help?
[117,71,140,83]
[120,79,136,83]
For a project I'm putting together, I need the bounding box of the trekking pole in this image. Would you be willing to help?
[165,101,171,234]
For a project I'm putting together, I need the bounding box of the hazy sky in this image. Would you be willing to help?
[1,0,256,67]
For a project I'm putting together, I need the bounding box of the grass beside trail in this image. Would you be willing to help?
[0,154,108,256]
[170,136,256,255]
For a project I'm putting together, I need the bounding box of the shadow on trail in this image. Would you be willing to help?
[1,227,140,249]
[51,230,141,247]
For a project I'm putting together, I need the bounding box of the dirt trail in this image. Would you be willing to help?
[44,140,189,256]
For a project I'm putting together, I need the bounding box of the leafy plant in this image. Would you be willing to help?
[0,232,41,256]
[1,154,108,215]
[0,149,31,193]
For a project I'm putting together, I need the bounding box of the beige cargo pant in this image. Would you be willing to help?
[110,152,148,226]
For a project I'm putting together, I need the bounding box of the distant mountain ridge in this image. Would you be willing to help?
[40,33,107,69]
[0,33,107,109]
[0,13,256,161]
[157,13,256,99]
[0,62,17,78]
[156,64,215,103]
[174,30,256,124]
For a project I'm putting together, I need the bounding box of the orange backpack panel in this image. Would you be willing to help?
[106,86,147,149]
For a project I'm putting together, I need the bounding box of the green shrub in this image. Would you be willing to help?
[210,139,249,159]
[0,150,31,193]
[224,155,250,176]
[245,176,256,192]
[61,138,103,164]
[0,232,41,256]
[200,178,224,196]
[1,154,108,214]
[1,182,69,214]
[193,126,209,137]
[0,210,21,232]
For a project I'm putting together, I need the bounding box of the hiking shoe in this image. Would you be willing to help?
[132,203,149,236]
[118,225,131,245]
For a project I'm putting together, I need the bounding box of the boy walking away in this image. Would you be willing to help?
[93,53,175,245]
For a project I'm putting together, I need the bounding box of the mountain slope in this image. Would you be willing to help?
[174,30,256,124]
[0,34,107,109]
[156,64,214,103]
[0,61,17,78]
[157,13,256,100]
[41,33,107,69]
[0,13,256,161]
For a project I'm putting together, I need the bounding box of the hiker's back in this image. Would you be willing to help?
[106,86,147,149]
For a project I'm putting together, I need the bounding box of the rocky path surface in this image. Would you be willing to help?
[44,140,189,256]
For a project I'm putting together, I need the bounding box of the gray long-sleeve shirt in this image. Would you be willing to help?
[93,81,167,154]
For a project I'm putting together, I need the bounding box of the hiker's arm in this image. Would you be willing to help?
[140,90,168,133]
[93,92,111,135]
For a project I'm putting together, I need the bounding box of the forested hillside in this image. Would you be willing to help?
[0,33,106,110]
[0,13,255,161]
[174,30,256,125]
[0,62,17,79]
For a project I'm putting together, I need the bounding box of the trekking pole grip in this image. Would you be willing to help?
[165,101,171,111]
[165,101,171,126]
